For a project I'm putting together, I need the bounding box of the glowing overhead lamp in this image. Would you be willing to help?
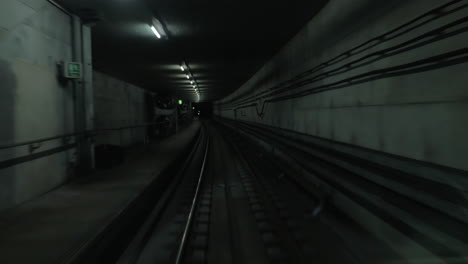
[151,18,167,39]
[151,26,161,38]
[180,61,187,72]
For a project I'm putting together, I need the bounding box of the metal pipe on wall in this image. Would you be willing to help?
[47,0,96,170]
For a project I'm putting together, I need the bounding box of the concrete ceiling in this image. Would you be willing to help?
[61,0,329,102]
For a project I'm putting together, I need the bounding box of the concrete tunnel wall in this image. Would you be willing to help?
[93,71,147,147]
[0,0,77,210]
[0,1,149,211]
[215,0,468,172]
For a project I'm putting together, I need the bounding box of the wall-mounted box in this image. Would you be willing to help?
[63,62,82,79]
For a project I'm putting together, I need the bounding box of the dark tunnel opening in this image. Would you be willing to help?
[192,103,213,118]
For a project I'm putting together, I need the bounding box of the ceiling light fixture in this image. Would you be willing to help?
[179,60,201,100]
[151,18,167,40]
[150,26,161,39]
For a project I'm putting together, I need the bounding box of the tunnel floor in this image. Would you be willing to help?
[0,123,201,264]
[125,121,362,264]
[0,120,461,264]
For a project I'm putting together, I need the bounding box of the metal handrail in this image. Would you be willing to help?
[0,121,171,150]
[174,138,210,264]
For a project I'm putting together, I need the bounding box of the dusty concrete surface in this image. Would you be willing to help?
[0,0,76,210]
[215,0,468,172]
[0,121,200,264]
[93,71,148,147]
[214,1,468,262]
[0,1,150,211]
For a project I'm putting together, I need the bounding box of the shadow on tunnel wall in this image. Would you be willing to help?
[0,59,17,210]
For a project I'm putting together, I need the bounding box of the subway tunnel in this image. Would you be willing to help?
[0,0,467,263]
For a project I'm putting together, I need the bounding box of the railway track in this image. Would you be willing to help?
[114,121,355,264]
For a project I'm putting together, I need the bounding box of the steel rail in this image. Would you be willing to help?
[115,128,204,264]
[174,137,210,264]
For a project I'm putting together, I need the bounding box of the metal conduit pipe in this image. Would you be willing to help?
[0,121,171,150]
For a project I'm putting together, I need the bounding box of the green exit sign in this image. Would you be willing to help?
[64,62,82,79]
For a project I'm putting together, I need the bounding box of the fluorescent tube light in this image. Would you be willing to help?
[151,26,161,39]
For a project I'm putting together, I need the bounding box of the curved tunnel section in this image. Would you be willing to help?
[1,0,468,264]
[215,0,468,262]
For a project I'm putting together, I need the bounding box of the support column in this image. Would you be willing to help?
[72,16,94,171]
[82,25,95,168]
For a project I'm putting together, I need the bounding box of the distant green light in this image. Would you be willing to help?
[178,100,183,105]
